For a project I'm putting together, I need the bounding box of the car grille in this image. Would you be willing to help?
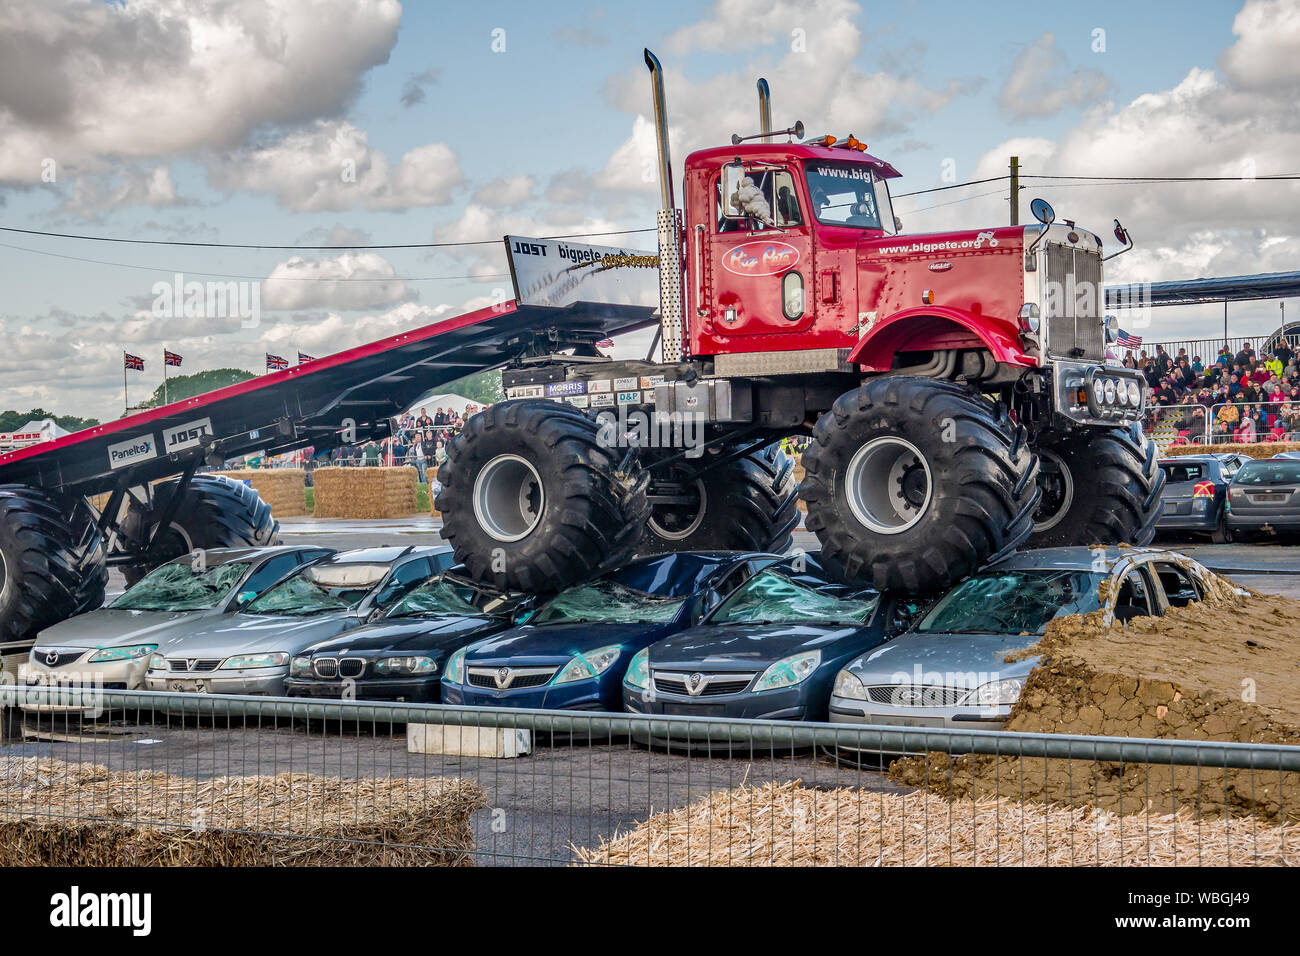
[33,648,87,668]
[166,658,221,673]
[338,658,365,679]
[864,685,970,707]
[653,672,757,698]
[313,658,338,678]
[1043,242,1104,361]
[466,666,556,690]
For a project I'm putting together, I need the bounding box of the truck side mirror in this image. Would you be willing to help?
[721,162,746,220]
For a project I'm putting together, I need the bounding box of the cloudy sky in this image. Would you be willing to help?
[1,0,1297,420]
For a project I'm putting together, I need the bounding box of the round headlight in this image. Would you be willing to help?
[1103,379,1117,405]
[1116,382,1129,406]
[1126,380,1141,406]
[1091,379,1105,404]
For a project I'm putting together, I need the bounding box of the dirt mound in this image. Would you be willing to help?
[573,780,1297,866]
[891,569,1300,822]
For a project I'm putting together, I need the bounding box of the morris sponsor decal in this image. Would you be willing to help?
[720,240,800,277]
[108,435,158,470]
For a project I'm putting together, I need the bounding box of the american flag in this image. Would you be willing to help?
[297,351,316,364]
[164,350,183,367]
[266,353,290,371]
[1115,329,1143,348]
[595,337,614,348]
[124,352,144,371]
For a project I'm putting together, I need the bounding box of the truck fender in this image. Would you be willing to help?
[848,305,1034,371]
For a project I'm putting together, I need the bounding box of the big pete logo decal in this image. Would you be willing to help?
[164,417,213,453]
[720,240,800,277]
[107,434,158,469]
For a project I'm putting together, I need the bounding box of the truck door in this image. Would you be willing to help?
[704,165,814,340]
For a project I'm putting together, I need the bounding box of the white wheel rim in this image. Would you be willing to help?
[648,479,708,541]
[1033,450,1074,533]
[472,454,545,543]
[844,436,933,535]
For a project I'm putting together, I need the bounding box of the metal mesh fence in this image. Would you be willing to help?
[2,688,1297,866]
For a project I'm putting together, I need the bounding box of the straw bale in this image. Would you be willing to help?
[1165,442,1300,460]
[0,758,485,866]
[215,469,307,517]
[573,780,1298,866]
[312,466,418,519]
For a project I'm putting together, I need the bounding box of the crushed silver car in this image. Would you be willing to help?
[143,546,453,699]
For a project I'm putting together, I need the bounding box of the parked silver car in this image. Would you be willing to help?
[19,545,331,716]
[829,547,1226,737]
[144,546,453,698]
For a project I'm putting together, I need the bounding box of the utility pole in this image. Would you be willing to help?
[1009,156,1020,226]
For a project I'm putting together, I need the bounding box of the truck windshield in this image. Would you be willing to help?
[110,561,249,612]
[805,161,882,228]
[915,569,1105,636]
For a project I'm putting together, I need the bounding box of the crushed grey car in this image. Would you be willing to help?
[829,546,1227,740]
[144,546,453,698]
[18,545,332,715]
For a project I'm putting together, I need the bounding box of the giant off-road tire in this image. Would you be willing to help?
[435,400,650,593]
[801,377,1039,594]
[0,486,108,644]
[119,474,279,585]
[639,442,799,556]
[1027,424,1165,548]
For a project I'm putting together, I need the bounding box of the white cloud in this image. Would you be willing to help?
[59,166,186,217]
[262,252,414,311]
[597,0,968,196]
[471,175,537,208]
[0,0,402,187]
[208,120,465,212]
[999,33,1110,119]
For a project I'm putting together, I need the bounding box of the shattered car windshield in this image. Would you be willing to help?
[110,562,249,612]
[1233,461,1300,485]
[244,563,389,617]
[530,579,686,625]
[712,569,878,626]
[386,578,482,618]
[916,569,1105,636]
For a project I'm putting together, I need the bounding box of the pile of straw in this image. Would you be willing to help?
[573,780,1297,866]
[0,758,485,866]
[215,469,307,517]
[1166,442,1300,460]
[311,466,418,519]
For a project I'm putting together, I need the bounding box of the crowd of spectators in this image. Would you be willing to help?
[325,403,484,483]
[1133,339,1300,444]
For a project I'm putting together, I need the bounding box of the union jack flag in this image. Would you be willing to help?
[297,351,316,364]
[164,350,183,367]
[1115,330,1143,348]
[266,353,290,371]
[124,352,144,371]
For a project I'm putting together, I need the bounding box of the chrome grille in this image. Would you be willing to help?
[313,658,338,679]
[338,658,366,679]
[864,685,969,707]
[1044,242,1104,361]
[654,672,757,698]
[467,666,556,690]
[167,658,221,673]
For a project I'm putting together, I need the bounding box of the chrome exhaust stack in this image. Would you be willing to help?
[644,48,685,362]
[757,78,772,142]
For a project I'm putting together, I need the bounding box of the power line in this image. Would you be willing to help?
[0,240,506,283]
[1023,173,1300,183]
[894,176,1009,199]
[0,224,655,251]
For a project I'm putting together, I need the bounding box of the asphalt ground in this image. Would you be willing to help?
[18,515,1300,864]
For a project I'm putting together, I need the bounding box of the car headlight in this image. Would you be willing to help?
[289,656,312,678]
[553,645,622,685]
[443,647,467,685]
[148,653,166,670]
[87,643,158,663]
[832,669,867,699]
[754,650,821,692]
[220,652,289,670]
[624,648,650,690]
[962,677,1024,707]
[374,656,437,676]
